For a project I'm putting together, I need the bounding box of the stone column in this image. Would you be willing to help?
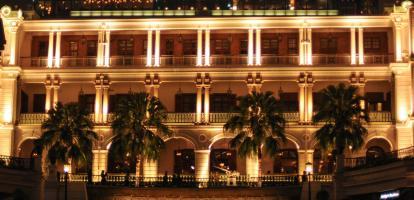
[204,28,211,66]
[306,83,314,123]
[102,85,109,123]
[153,85,159,98]
[94,85,103,123]
[246,154,259,182]
[306,28,312,65]
[255,28,261,65]
[0,67,20,155]
[195,150,210,185]
[54,31,61,68]
[204,85,210,124]
[391,63,413,150]
[45,85,52,112]
[197,29,203,66]
[97,30,104,67]
[104,31,111,67]
[47,31,54,68]
[52,85,59,108]
[8,26,18,65]
[298,149,314,178]
[358,27,364,65]
[92,150,108,180]
[350,27,357,65]
[299,28,304,65]
[298,83,306,123]
[146,29,153,67]
[248,28,254,65]
[143,159,159,181]
[154,29,161,67]
[196,85,203,124]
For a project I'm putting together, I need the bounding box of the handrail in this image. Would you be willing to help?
[20,54,393,68]
[344,146,414,170]
[0,155,34,171]
[58,173,332,187]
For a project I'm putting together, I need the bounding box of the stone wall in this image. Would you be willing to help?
[87,186,301,200]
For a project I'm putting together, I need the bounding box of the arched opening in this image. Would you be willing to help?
[313,148,335,174]
[273,139,298,174]
[209,138,241,174]
[158,137,196,176]
[107,144,136,173]
[18,138,37,158]
[365,138,392,162]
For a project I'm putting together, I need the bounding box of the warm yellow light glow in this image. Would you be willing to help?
[54,31,61,68]
[196,29,203,66]
[248,28,254,65]
[305,162,313,174]
[204,29,211,66]
[146,29,153,67]
[64,164,70,173]
[154,29,161,67]
[350,27,357,65]
[47,31,54,68]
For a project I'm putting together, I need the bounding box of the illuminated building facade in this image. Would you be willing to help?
[0,0,413,182]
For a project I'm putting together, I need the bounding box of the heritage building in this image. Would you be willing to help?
[0,0,412,183]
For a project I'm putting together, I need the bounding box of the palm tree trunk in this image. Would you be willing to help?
[335,153,345,173]
[135,155,142,187]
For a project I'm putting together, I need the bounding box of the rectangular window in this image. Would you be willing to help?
[118,40,134,56]
[280,93,298,112]
[320,38,337,53]
[366,92,386,112]
[38,41,48,57]
[262,39,279,54]
[175,93,196,113]
[210,93,236,113]
[165,39,174,55]
[313,92,323,111]
[69,41,78,57]
[364,37,381,50]
[33,94,46,113]
[78,94,95,114]
[109,94,130,113]
[20,91,28,114]
[183,40,197,55]
[240,40,248,54]
[213,39,230,55]
[87,40,97,56]
[288,38,298,54]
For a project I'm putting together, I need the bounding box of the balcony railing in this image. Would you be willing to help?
[21,54,393,68]
[344,146,414,170]
[18,112,391,125]
[59,173,332,187]
[0,155,34,171]
[369,112,393,122]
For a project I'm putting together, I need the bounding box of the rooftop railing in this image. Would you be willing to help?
[20,54,393,68]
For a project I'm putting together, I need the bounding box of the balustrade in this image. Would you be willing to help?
[20,54,395,68]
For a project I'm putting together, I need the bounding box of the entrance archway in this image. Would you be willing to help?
[271,139,298,174]
[158,137,196,176]
[18,138,37,158]
[209,138,241,174]
[365,138,392,162]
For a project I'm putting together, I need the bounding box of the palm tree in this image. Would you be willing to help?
[224,91,286,179]
[34,102,97,177]
[313,83,369,173]
[110,92,172,186]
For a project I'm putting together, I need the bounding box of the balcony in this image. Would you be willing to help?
[20,54,393,68]
[18,111,391,125]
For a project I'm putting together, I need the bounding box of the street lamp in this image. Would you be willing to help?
[63,165,69,200]
[305,162,313,200]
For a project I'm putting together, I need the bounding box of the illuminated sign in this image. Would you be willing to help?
[380,190,400,200]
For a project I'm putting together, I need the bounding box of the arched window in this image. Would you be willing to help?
[313,149,335,174]
[210,149,237,173]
